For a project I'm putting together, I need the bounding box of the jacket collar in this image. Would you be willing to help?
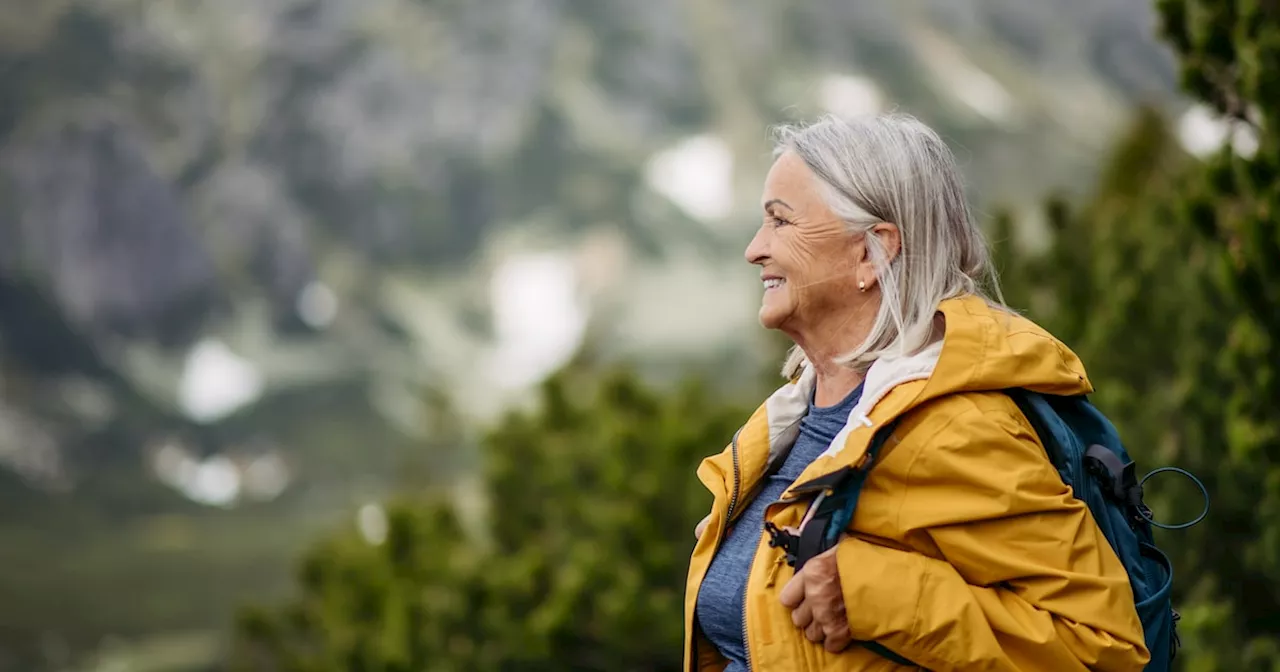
[728,295,1094,502]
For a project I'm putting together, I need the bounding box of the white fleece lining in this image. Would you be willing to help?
[762,363,816,462]
[819,340,943,458]
[759,340,944,462]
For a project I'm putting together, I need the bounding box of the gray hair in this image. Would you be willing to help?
[772,113,1005,379]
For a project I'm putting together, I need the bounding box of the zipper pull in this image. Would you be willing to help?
[765,554,787,588]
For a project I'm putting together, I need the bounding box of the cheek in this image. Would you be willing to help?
[787,243,854,296]
[775,233,821,277]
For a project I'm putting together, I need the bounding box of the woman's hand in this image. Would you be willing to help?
[779,544,852,653]
[694,513,712,540]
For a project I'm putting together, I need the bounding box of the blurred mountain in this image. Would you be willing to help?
[0,0,1185,417]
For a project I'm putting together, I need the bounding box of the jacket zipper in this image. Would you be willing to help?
[723,430,743,531]
[691,431,745,672]
[741,540,757,671]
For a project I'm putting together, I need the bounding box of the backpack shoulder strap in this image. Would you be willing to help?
[787,418,917,668]
[767,419,903,571]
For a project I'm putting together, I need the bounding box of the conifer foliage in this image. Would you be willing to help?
[1155,0,1280,665]
[230,366,746,672]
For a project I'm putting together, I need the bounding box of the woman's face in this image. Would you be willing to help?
[745,151,864,333]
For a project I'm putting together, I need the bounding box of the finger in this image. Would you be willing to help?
[821,612,848,640]
[810,587,844,628]
[819,591,846,619]
[790,600,813,629]
[823,628,853,654]
[805,620,824,644]
[694,514,712,540]
[809,593,831,625]
[819,597,851,652]
[779,570,805,608]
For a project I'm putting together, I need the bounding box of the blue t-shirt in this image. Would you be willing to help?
[695,383,864,670]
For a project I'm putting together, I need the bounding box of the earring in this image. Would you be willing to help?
[858,280,866,292]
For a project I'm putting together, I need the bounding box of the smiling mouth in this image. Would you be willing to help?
[763,278,785,290]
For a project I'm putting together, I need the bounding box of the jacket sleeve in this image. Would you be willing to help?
[835,405,1150,672]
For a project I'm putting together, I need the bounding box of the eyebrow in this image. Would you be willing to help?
[763,199,793,212]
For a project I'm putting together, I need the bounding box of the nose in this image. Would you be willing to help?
[745,225,769,266]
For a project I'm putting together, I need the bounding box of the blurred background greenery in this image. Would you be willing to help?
[0,0,1275,670]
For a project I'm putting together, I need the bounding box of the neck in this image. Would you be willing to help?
[811,362,864,408]
[789,307,876,407]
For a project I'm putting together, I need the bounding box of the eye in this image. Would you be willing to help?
[768,215,793,228]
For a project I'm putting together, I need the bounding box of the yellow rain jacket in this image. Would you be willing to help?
[684,295,1150,671]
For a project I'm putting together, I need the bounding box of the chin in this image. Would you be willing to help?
[758,306,789,330]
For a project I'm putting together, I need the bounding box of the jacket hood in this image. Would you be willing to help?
[752,294,1093,473]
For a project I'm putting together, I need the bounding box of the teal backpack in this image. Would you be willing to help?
[765,389,1210,670]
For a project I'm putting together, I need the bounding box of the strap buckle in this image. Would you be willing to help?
[764,521,800,567]
[1083,444,1149,524]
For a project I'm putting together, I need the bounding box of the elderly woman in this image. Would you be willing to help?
[684,114,1149,671]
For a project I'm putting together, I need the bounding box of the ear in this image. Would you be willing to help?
[870,222,902,262]
[857,222,901,290]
